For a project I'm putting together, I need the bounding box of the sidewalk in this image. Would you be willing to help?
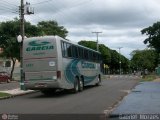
[0,81,35,99]
[110,80,160,119]
[0,88,34,96]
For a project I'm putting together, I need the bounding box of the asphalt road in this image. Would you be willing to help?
[0,75,139,115]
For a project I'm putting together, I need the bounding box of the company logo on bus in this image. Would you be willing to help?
[26,40,54,51]
[81,61,95,69]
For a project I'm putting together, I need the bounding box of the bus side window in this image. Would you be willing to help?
[62,42,72,58]
[75,46,78,58]
[89,51,93,61]
[98,54,101,61]
[72,45,78,58]
[78,47,83,59]
[61,42,65,57]
[67,43,72,57]
[84,49,89,60]
[61,42,67,57]
[96,53,99,62]
[77,47,80,58]
[93,52,96,62]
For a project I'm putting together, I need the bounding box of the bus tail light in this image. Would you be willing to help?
[57,71,61,79]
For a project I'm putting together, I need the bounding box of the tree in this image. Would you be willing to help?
[99,44,111,64]
[109,50,119,73]
[0,36,19,79]
[37,20,68,38]
[0,19,21,79]
[0,19,40,79]
[131,49,158,72]
[0,19,69,79]
[141,21,160,53]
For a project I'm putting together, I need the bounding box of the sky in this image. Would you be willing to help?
[0,0,160,59]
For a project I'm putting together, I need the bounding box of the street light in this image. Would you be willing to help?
[17,35,22,42]
[17,35,25,90]
[17,35,27,41]
[118,47,123,75]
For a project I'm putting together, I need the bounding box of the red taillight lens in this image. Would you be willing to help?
[57,71,61,79]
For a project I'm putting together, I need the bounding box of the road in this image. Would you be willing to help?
[0,75,139,117]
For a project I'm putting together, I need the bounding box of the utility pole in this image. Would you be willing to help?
[20,0,25,40]
[92,32,102,52]
[19,1,34,37]
[118,47,123,75]
[19,1,34,39]
[19,0,34,90]
[19,0,25,90]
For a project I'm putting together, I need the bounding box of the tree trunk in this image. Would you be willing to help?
[10,58,16,80]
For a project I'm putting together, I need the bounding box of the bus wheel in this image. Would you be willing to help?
[78,79,84,92]
[73,77,79,93]
[96,75,101,86]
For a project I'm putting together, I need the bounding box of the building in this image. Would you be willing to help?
[0,48,20,80]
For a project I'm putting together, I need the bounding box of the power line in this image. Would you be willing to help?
[32,0,93,25]
[0,9,18,15]
[0,10,18,15]
[0,7,18,13]
[32,0,53,5]
[0,4,17,11]
[0,1,18,15]
[0,0,18,7]
[1,0,94,29]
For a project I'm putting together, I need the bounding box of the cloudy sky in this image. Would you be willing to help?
[1,0,160,59]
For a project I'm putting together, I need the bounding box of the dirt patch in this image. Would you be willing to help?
[153,78,160,82]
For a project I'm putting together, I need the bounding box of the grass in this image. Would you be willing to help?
[140,75,157,82]
[0,92,11,98]
[102,75,111,80]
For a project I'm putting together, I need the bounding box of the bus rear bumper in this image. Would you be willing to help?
[24,80,61,90]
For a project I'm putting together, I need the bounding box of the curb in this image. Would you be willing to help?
[0,95,13,100]
[0,90,38,100]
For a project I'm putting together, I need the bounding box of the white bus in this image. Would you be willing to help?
[23,36,102,94]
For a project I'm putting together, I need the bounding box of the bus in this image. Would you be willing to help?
[23,36,102,94]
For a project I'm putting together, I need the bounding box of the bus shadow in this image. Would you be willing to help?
[30,85,98,99]
[31,89,73,98]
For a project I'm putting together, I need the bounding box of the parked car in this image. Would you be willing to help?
[0,72,11,83]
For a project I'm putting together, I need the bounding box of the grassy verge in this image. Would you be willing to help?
[0,92,11,98]
[140,75,157,82]
[102,75,110,80]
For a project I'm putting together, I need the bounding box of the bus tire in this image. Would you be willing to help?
[73,77,79,93]
[78,79,84,92]
[96,75,101,86]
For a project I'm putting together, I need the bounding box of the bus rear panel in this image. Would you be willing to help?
[23,36,61,90]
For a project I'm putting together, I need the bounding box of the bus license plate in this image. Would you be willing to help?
[35,83,47,88]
